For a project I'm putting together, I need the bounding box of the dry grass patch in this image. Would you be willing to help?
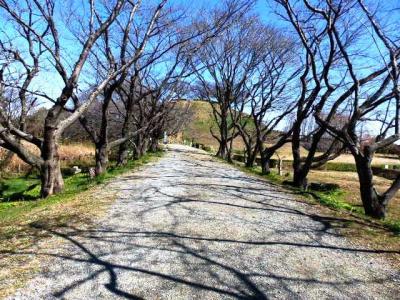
[331,153,399,165]
[0,142,94,174]
[268,143,399,165]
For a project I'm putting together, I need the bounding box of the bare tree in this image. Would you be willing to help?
[274,0,359,188]
[192,12,273,162]
[116,48,192,161]
[0,0,135,197]
[79,0,169,175]
[313,0,400,218]
[0,21,43,170]
[236,31,298,170]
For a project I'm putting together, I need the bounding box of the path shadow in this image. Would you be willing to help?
[0,182,40,202]
[3,145,400,299]
[4,220,398,299]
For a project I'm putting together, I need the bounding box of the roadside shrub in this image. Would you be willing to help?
[308,182,340,192]
[384,220,400,234]
[201,145,212,152]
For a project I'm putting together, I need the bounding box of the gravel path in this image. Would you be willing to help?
[9,144,400,299]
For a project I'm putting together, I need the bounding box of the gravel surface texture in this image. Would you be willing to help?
[8,144,400,299]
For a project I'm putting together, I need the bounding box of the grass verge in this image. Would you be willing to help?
[0,151,164,223]
[0,150,164,299]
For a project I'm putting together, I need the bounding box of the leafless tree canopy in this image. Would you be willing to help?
[274,0,400,218]
[0,0,249,196]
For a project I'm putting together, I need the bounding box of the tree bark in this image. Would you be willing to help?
[260,150,272,175]
[293,168,308,190]
[242,139,258,168]
[117,142,130,166]
[217,141,229,160]
[217,134,229,160]
[40,127,64,197]
[40,159,64,198]
[149,138,158,152]
[354,154,387,218]
[134,133,148,159]
[116,100,134,166]
[291,124,308,188]
[261,160,270,174]
[216,107,232,161]
[245,148,257,168]
[245,155,256,168]
[95,142,108,176]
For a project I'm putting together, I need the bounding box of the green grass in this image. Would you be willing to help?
[0,151,164,223]
[0,177,40,201]
[325,162,357,172]
[384,219,400,234]
[237,165,286,184]
[179,100,257,147]
[242,165,355,211]
[304,189,360,213]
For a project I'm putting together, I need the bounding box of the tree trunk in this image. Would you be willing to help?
[134,134,148,159]
[261,160,270,174]
[40,128,64,197]
[134,139,142,160]
[293,168,308,190]
[245,149,256,168]
[40,159,64,198]
[217,140,229,160]
[244,141,259,168]
[117,141,129,166]
[95,143,108,176]
[291,124,308,189]
[260,151,272,175]
[149,138,158,152]
[245,156,255,168]
[354,155,387,218]
[116,106,133,166]
[216,109,231,161]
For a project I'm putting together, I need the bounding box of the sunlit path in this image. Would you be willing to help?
[8,145,400,299]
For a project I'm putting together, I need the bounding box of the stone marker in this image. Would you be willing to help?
[71,166,81,174]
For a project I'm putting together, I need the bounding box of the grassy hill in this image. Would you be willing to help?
[176,100,327,159]
[177,100,254,151]
[179,100,216,146]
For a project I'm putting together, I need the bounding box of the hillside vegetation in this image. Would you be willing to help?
[178,100,243,150]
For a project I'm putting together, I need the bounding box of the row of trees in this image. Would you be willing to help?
[0,0,250,197]
[197,0,400,219]
[1,0,399,219]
